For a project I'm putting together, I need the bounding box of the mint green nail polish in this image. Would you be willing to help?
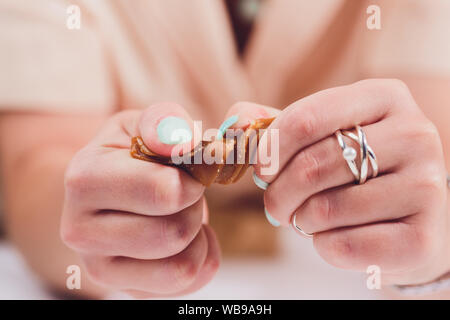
[157,116,192,145]
[216,114,239,139]
[253,171,269,190]
[264,208,280,227]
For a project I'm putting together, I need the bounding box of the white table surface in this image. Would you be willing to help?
[0,229,382,299]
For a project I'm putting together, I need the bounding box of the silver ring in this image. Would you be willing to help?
[335,130,359,182]
[343,130,379,179]
[358,126,369,184]
[291,212,313,238]
[342,125,378,184]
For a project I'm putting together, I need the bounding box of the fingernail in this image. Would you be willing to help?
[253,171,269,190]
[157,116,192,145]
[216,114,239,139]
[264,207,280,227]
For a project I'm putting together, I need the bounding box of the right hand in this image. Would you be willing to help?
[61,103,221,298]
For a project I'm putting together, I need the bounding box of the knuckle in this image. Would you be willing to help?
[406,120,440,143]
[417,121,442,152]
[366,79,416,110]
[228,101,249,115]
[83,257,110,286]
[60,222,77,248]
[333,234,354,260]
[315,233,354,268]
[415,169,445,206]
[64,156,92,197]
[170,256,199,290]
[400,119,442,159]
[203,254,221,275]
[389,80,416,109]
[291,112,317,141]
[60,220,86,251]
[381,79,411,99]
[387,78,410,95]
[297,150,322,185]
[156,169,201,213]
[153,169,185,212]
[407,223,437,264]
[310,194,333,226]
[421,171,443,192]
[64,163,83,192]
[60,223,76,248]
[162,217,196,255]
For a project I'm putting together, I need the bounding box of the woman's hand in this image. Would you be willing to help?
[252,79,449,285]
[61,103,220,298]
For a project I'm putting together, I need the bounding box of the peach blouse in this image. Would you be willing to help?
[1,0,450,129]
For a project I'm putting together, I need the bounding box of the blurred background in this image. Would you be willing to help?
[0,229,380,299]
[1,0,449,299]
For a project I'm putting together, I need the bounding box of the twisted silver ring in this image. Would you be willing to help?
[342,125,378,184]
[336,125,378,184]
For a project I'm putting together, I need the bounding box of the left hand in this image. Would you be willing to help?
[242,79,449,285]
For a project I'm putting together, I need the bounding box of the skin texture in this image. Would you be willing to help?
[60,104,221,297]
[252,79,450,287]
[0,78,449,298]
[0,113,108,297]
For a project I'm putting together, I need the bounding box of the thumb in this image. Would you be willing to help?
[139,102,197,157]
[223,101,280,130]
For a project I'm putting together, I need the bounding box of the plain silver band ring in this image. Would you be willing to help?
[291,212,314,238]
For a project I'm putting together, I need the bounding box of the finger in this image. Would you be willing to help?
[264,117,407,225]
[168,224,221,297]
[223,101,280,129]
[294,173,423,234]
[65,148,204,216]
[61,197,205,260]
[82,226,209,295]
[89,103,196,156]
[139,102,198,157]
[254,79,418,183]
[123,224,221,298]
[202,197,209,224]
[88,110,141,148]
[313,220,430,273]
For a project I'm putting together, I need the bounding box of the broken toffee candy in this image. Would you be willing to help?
[130,118,275,186]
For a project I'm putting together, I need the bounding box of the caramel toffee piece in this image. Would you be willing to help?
[130,118,275,186]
